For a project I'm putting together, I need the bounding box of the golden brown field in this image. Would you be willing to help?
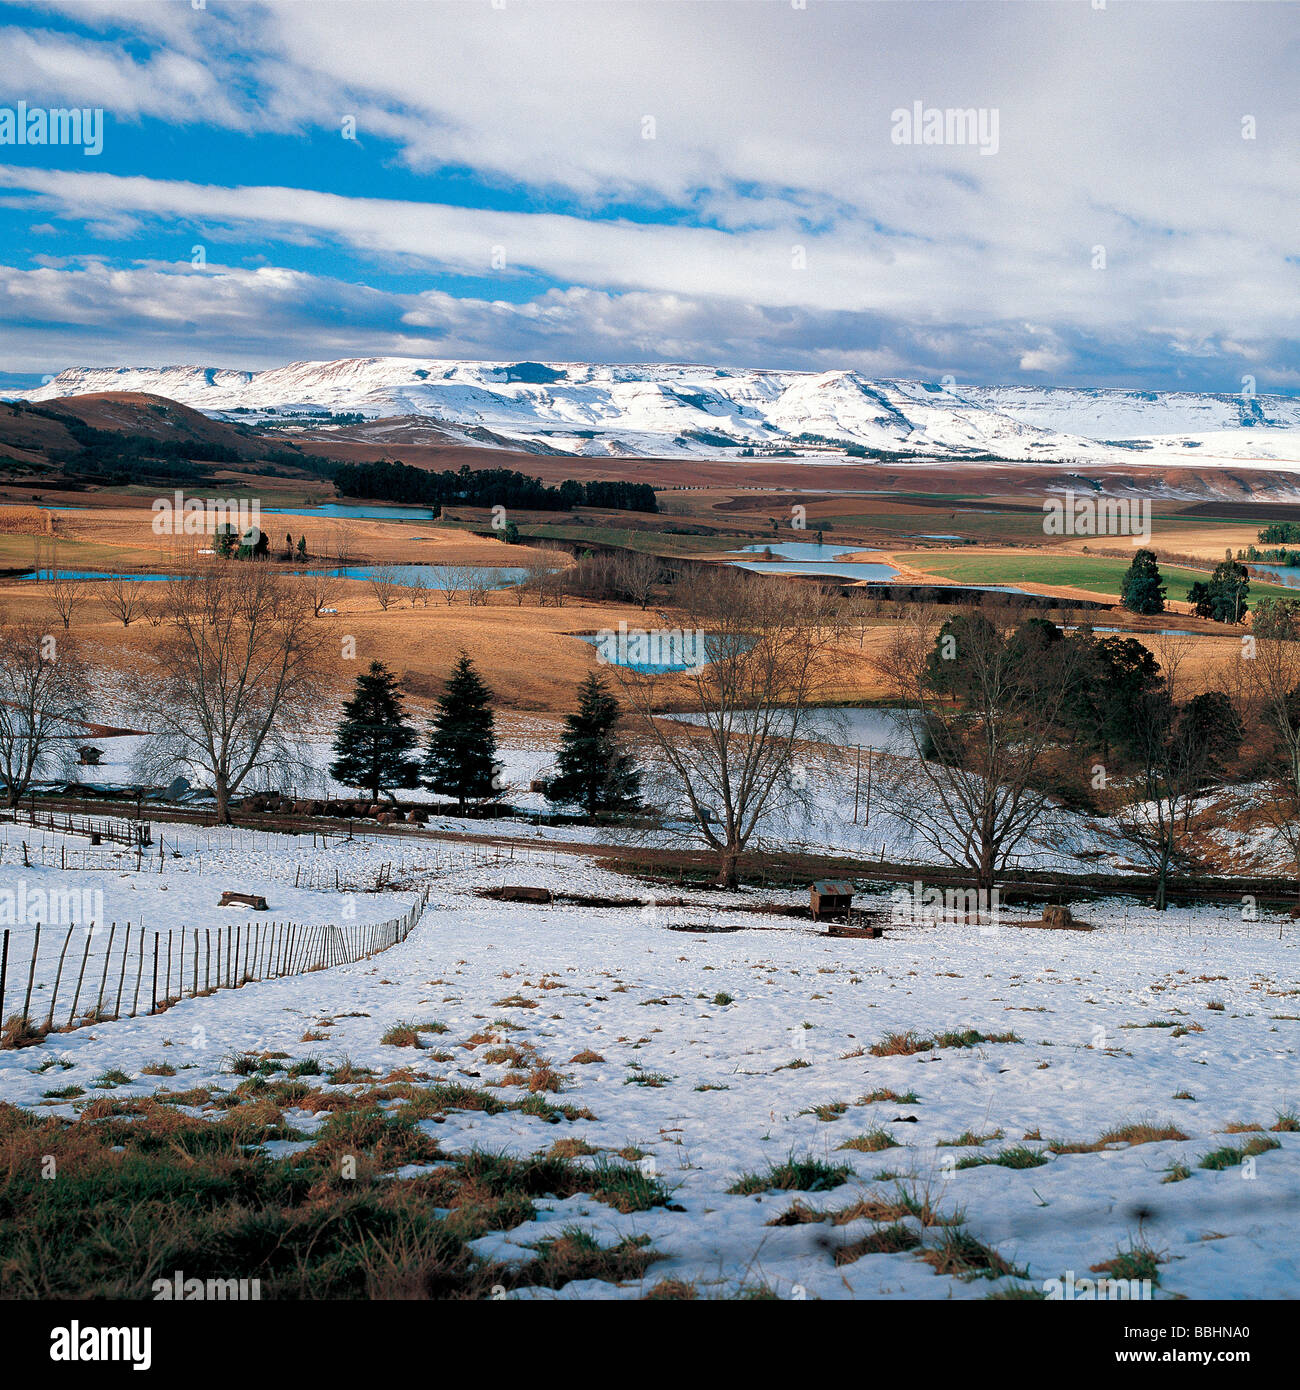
[0,486,1269,715]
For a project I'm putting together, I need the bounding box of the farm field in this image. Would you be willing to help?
[3,831,1297,1300]
[889,550,1296,608]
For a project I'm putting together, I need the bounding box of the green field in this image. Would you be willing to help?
[901,551,1296,609]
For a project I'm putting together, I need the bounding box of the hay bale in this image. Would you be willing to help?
[1041,904,1074,929]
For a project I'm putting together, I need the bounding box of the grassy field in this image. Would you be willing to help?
[894,550,1297,608]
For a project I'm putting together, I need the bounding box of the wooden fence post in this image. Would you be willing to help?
[131,927,145,1017]
[21,922,39,1030]
[67,927,94,1028]
[114,924,131,1019]
[95,923,116,1018]
[45,925,75,1031]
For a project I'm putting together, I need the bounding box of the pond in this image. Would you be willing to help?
[670,705,920,752]
[574,630,753,674]
[33,501,438,522]
[730,541,901,582]
[1064,625,1205,638]
[302,564,536,587]
[23,568,170,583]
[20,563,541,588]
[1246,563,1300,589]
[261,504,438,521]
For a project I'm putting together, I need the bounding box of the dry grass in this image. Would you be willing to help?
[837,1128,899,1153]
[1049,1122,1188,1154]
[835,1223,921,1264]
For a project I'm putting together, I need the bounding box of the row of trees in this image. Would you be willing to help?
[330,657,642,817]
[9,548,1300,901]
[873,606,1300,907]
[1121,547,1251,623]
[327,567,838,885]
[332,459,658,513]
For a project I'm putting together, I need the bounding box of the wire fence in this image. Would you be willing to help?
[0,819,553,885]
[0,888,429,1046]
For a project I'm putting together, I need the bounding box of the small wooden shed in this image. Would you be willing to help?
[76,745,104,766]
[810,879,854,921]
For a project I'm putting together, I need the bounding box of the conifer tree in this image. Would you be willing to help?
[422,652,500,811]
[1120,548,1166,615]
[545,672,642,817]
[329,660,419,800]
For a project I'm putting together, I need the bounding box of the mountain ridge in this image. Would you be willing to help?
[17,357,1300,470]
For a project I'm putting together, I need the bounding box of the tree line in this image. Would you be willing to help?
[330,656,641,819]
[1120,548,1250,624]
[875,605,1300,907]
[331,459,658,514]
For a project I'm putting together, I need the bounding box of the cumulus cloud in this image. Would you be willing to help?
[0,0,1296,385]
[4,256,1297,395]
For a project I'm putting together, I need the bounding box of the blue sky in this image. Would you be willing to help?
[0,0,1296,393]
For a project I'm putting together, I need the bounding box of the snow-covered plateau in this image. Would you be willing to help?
[20,357,1300,468]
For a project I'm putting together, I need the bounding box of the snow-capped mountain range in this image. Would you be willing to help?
[19,358,1300,467]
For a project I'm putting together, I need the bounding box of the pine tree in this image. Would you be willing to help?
[422,652,500,811]
[1120,548,1165,615]
[329,661,419,800]
[297,535,308,559]
[545,673,642,817]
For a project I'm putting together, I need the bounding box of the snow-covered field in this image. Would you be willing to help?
[3,827,1297,1300]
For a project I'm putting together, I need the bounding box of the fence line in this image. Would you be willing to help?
[2,807,151,847]
[0,831,535,884]
[0,888,429,1046]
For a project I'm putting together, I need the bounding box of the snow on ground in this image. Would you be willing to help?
[0,818,454,1008]
[50,716,1146,876]
[2,827,1298,1299]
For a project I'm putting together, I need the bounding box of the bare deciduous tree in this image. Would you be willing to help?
[464,566,495,607]
[1110,679,1233,910]
[0,624,89,806]
[618,549,661,609]
[440,564,469,607]
[37,541,89,631]
[1243,599,1300,889]
[871,610,1081,895]
[135,562,326,822]
[299,566,344,617]
[406,566,432,608]
[331,522,357,567]
[368,564,403,612]
[615,568,841,888]
[101,575,145,627]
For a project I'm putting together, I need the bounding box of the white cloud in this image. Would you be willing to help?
[5,256,1298,398]
[1,0,1296,384]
